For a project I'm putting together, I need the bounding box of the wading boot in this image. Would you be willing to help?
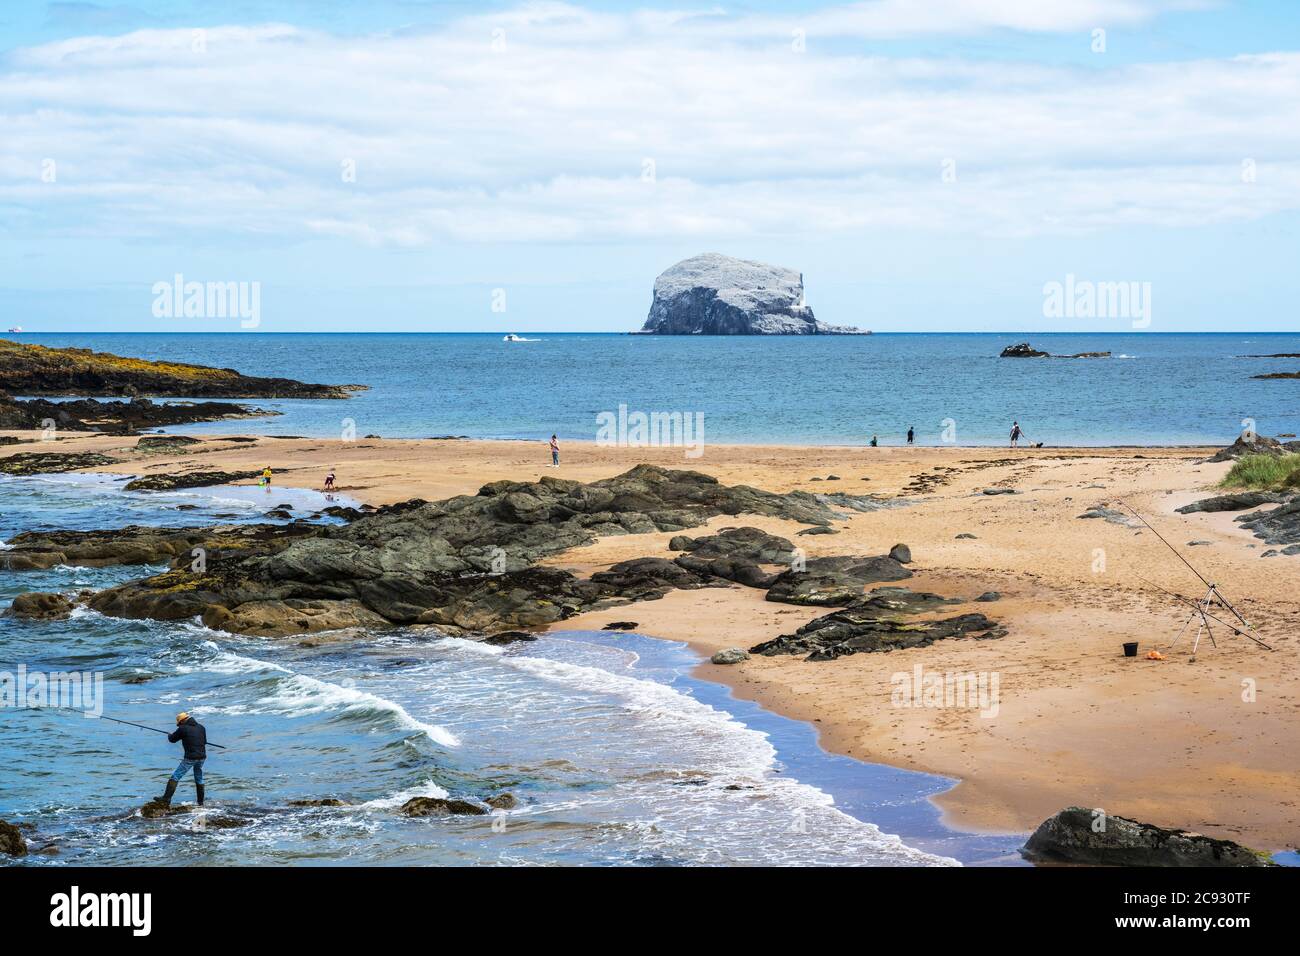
[160,779,178,806]
[195,784,205,807]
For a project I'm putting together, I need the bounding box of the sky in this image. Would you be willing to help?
[0,0,1298,333]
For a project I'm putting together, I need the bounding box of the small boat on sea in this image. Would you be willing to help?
[6,326,22,333]
[502,333,538,342]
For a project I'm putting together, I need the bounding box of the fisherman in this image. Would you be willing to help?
[160,711,208,806]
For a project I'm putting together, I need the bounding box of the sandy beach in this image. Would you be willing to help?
[5,430,1298,852]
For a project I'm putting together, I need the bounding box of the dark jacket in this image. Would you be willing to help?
[168,717,207,761]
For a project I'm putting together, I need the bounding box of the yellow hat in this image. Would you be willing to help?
[176,711,189,723]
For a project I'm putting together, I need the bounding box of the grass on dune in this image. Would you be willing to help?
[1220,453,1300,490]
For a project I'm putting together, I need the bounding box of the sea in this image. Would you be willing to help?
[11,331,1300,446]
[2,331,1298,866]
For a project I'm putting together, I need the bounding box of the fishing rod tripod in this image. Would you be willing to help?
[1122,502,1272,660]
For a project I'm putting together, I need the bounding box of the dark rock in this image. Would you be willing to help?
[481,630,538,645]
[1077,505,1139,527]
[955,533,978,539]
[0,820,27,857]
[1022,807,1273,867]
[752,610,1004,661]
[710,647,750,664]
[765,555,912,606]
[139,799,192,819]
[797,526,837,535]
[288,798,348,807]
[601,621,638,630]
[1000,342,1049,358]
[1177,491,1289,513]
[1,521,318,572]
[400,797,488,817]
[1234,498,1300,548]
[672,526,796,588]
[136,434,201,450]
[0,392,278,434]
[591,557,717,600]
[125,470,263,492]
[0,451,119,475]
[888,543,912,563]
[4,591,73,620]
[982,487,1017,496]
[974,591,1001,602]
[640,253,864,335]
[485,793,518,810]
[1205,433,1300,462]
[849,586,960,616]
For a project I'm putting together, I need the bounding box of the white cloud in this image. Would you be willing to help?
[0,2,1296,246]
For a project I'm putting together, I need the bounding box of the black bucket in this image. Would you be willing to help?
[1122,641,1139,657]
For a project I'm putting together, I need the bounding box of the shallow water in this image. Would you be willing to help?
[0,475,1023,866]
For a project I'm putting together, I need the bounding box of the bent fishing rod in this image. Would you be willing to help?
[1119,501,1253,629]
[35,708,228,749]
[1135,575,1273,650]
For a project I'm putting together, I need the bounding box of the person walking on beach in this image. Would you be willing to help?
[906,426,914,445]
[324,468,335,491]
[159,711,207,807]
[1010,421,1022,448]
[260,465,273,488]
[549,434,560,468]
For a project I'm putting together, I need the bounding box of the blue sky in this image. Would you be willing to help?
[1,0,1298,333]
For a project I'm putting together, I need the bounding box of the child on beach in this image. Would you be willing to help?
[260,466,272,488]
[549,435,560,468]
[324,469,335,491]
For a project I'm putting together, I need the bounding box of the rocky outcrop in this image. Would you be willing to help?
[764,555,912,606]
[1,522,318,571]
[752,606,1003,661]
[4,592,74,620]
[1000,342,1049,357]
[80,467,877,637]
[400,797,488,817]
[0,390,276,434]
[125,469,264,492]
[1022,807,1273,866]
[0,451,120,475]
[1235,498,1300,550]
[0,820,28,857]
[1176,491,1289,513]
[999,342,1110,359]
[640,254,863,335]
[1205,433,1300,462]
[0,337,360,399]
[671,526,796,588]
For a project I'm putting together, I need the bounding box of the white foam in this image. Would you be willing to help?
[499,650,958,866]
[194,644,460,748]
[359,778,450,810]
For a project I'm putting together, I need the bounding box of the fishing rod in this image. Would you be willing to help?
[36,708,228,749]
[1119,501,1253,630]
[1135,576,1273,650]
